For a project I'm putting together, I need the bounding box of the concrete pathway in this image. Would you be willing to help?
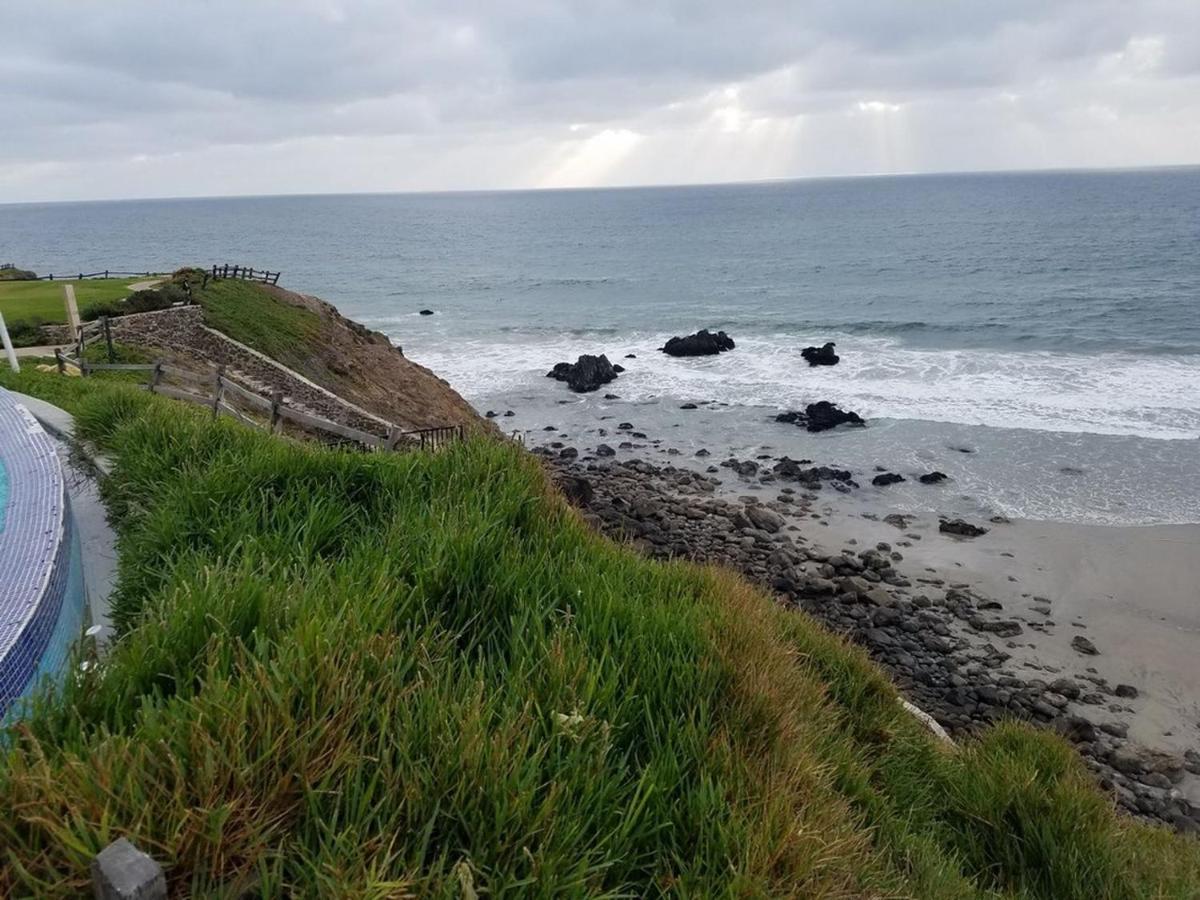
[63,283,81,337]
[127,278,164,291]
[14,344,67,358]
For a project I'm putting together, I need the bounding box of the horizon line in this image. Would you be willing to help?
[2,161,1198,208]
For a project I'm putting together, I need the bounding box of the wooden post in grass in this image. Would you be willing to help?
[55,348,65,375]
[211,365,225,418]
[102,316,114,362]
[269,390,283,432]
[148,360,162,393]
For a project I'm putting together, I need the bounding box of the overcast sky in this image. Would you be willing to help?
[3,1,1199,202]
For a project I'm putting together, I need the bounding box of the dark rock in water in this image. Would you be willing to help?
[419,309,435,315]
[950,445,975,454]
[612,364,625,373]
[546,354,619,393]
[772,457,858,487]
[680,402,698,410]
[543,425,557,431]
[800,341,839,366]
[939,518,988,538]
[595,443,615,457]
[1060,466,1085,476]
[1115,683,1139,698]
[661,329,735,357]
[624,353,637,358]
[883,513,911,529]
[695,448,710,457]
[872,473,905,487]
[919,471,949,484]
[559,447,578,460]
[775,401,866,433]
[721,458,760,477]
[504,410,515,417]
[485,410,497,418]
[1072,635,1100,656]
[603,393,620,400]
[618,422,633,430]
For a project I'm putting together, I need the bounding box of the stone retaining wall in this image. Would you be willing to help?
[109,306,391,435]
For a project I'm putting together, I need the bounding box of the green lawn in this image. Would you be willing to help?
[0,367,1196,897]
[0,276,153,326]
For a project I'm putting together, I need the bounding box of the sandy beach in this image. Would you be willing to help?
[808,499,1200,801]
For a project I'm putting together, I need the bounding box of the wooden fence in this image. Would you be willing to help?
[53,348,464,452]
[34,270,157,282]
[205,264,281,286]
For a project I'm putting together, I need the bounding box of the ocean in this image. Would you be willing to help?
[3,168,1198,525]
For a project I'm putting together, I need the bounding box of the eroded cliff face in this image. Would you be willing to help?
[257,285,487,433]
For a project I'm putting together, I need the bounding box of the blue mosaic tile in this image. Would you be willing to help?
[0,389,81,717]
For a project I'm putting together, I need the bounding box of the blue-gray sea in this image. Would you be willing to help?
[3,168,1198,525]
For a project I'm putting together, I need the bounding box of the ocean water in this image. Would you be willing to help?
[2,168,1198,524]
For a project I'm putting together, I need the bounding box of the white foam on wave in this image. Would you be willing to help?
[408,330,1200,441]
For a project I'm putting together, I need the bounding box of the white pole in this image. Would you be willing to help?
[0,311,19,373]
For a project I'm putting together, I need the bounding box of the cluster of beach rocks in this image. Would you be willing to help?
[536,445,1200,832]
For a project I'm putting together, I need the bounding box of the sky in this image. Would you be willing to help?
[2,1,1199,203]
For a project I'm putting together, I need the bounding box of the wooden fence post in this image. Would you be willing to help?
[269,390,283,432]
[149,361,162,393]
[386,425,400,452]
[102,316,114,362]
[55,348,65,375]
[211,365,225,418]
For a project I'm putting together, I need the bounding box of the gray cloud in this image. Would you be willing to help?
[1,0,1197,201]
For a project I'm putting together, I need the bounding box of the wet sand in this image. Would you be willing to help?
[806,498,1200,800]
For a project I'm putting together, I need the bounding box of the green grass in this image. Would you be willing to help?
[0,368,1197,897]
[0,277,150,327]
[193,278,323,371]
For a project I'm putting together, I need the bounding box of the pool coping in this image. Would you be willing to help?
[0,387,69,715]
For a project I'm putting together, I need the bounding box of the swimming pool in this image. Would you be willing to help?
[0,389,88,719]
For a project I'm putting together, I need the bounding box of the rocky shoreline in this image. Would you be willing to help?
[535,441,1200,833]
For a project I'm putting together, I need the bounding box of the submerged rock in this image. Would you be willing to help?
[418,308,435,315]
[872,473,905,487]
[919,471,949,484]
[772,457,858,487]
[547,354,619,393]
[775,401,866,433]
[661,329,735,357]
[800,341,839,366]
[939,518,988,538]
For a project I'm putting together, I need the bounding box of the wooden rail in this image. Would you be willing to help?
[205,264,281,286]
[35,270,157,282]
[52,349,463,452]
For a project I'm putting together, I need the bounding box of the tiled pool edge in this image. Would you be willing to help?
[0,388,80,717]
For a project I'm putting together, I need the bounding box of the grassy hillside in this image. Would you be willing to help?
[1,368,1197,897]
[175,273,485,432]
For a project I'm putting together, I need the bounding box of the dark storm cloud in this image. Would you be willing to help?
[1,0,1197,200]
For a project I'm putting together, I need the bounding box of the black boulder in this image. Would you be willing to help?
[546,354,619,393]
[800,342,839,366]
[661,329,735,357]
[775,401,866,433]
